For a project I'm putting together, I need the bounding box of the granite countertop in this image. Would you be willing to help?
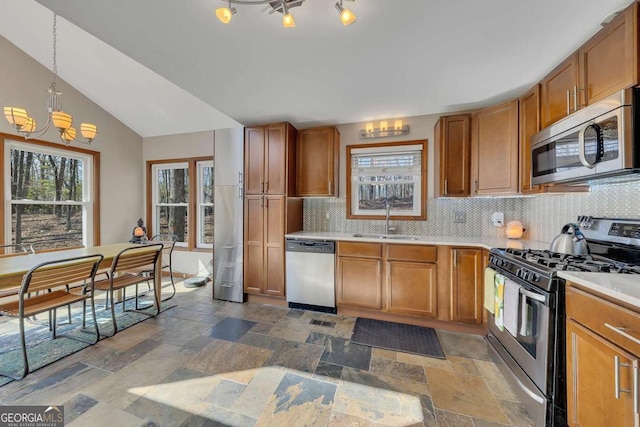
[559,271,640,310]
[284,231,551,251]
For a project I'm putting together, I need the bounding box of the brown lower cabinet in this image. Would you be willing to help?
[336,242,439,319]
[244,195,302,297]
[449,248,483,324]
[336,242,383,309]
[387,260,437,317]
[386,244,438,317]
[566,284,640,427]
[337,256,382,309]
[566,321,638,427]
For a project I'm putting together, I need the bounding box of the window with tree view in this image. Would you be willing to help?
[347,141,426,219]
[198,161,213,248]
[7,141,92,250]
[149,157,213,250]
[153,163,189,245]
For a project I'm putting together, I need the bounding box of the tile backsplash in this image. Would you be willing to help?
[303,197,526,239]
[303,180,640,243]
[523,180,640,243]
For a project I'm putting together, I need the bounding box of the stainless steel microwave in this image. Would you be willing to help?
[531,88,640,186]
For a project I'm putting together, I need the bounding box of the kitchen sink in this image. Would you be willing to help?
[352,233,420,241]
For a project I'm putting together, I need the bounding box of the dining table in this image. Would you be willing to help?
[0,243,164,305]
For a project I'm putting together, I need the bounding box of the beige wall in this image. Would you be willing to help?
[0,35,144,244]
[142,131,214,276]
[335,115,439,199]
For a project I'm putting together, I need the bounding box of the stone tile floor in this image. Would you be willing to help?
[0,281,534,426]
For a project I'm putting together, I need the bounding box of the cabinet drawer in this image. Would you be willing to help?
[567,286,640,356]
[387,244,437,262]
[338,242,382,258]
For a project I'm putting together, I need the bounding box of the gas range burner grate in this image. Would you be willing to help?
[503,248,640,274]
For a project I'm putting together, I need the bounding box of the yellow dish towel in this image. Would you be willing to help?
[484,267,496,314]
[495,273,505,331]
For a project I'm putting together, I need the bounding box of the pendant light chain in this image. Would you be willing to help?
[1,11,96,144]
[52,14,57,89]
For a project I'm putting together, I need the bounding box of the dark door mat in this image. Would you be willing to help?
[350,317,446,359]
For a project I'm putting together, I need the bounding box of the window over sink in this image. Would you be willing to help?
[346,140,427,220]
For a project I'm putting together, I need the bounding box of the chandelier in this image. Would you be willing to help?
[3,13,97,145]
[215,0,357,28]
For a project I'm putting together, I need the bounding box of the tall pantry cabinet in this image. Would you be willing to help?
[243,123,302,299]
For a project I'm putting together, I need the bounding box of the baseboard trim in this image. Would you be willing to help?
[246,293,288,307]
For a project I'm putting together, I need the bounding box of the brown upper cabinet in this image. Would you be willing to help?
[244,123,297,196]
[434,115,471,197]
[578,2,638,106]
[519,85,542,194]
[296,126,340,197]
[541,2,639,128]
[471,99,519,195]
[540,54,578,128]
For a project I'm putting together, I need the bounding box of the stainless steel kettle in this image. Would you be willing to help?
[549,223,590,255]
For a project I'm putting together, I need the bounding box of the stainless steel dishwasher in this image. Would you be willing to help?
[285,239,336,313]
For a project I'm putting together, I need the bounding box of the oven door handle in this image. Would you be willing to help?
[519,287,546,304]
[512,371,546,405]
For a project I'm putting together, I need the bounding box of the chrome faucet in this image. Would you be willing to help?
[385,200,391,234]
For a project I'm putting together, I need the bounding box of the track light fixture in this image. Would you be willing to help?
[215,1,237,24]
[335,0,356,26]
[214,0,357,27]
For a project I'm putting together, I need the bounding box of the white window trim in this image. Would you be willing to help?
[350,144,423,217]
[151,162,189,248]
[196,160,213,249]
[4,140,94,247]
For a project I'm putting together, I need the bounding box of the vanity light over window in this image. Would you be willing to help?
[361,119,410,139]
[346,140,427,220]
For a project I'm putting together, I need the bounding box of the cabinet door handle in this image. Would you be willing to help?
[453,250,457,267]
[260,181,264,193]
[444,179,448,195]
[566,89,571,114]
[328,181,333,194]
[605,323,640,346]
[615,355,631,399]
[473,179,478,194]
[573,85,579,112]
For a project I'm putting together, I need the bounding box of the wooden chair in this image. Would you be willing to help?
[93,244,163,336]
[0,243,74,327]
[0,244,33,299]
[0,254,104,380]
[140,234,178,301]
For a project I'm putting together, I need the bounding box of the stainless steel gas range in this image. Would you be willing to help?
[486,216,640,427]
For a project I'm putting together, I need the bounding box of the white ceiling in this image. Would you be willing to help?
[1,0,635,136]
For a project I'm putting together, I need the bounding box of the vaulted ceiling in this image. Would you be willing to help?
[1,0,633,136]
